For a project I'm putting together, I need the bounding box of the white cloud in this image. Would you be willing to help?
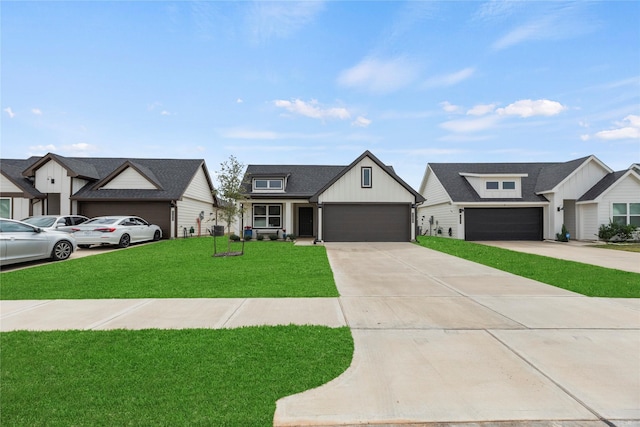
[337,57,420,94]
[247,1,325,43]
[219,127,335,140]
[440,115,500,133]
[31,108,43,115]
[467,103,497,116]
[491,4,596,51]
[28,144,57,154]
[61,143,99,154]
[422,67,475,89]
[352,116,372,128]
[3,107,15,118]
[496,99,566,118]
[273,99,350,120]
[236,98,243,104]
[160,110,171,116]
[440,101,461,113]
[591,115,640,141]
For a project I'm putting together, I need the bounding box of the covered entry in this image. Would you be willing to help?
[322,203,411,242]
[465,207,543,241]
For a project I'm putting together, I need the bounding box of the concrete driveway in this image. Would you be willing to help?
[275,242,640,426]
[480,240,640,274]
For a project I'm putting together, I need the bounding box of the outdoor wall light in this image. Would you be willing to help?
[557,206,564,212]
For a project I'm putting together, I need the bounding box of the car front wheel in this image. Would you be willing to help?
[118,234,131,248]
[153,230,161,241]
[51,240,73,261]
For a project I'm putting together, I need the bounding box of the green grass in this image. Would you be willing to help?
[0,238,338,299]
[1,326,354,426]
[416,236,640,298]
[592,243,640,253]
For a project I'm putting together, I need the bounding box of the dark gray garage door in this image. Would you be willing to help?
[79,202,170,239]
[323,204,410,242]
[465,207,542,241]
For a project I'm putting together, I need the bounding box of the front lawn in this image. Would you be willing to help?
[1,326,353,426]
[0,238,338,299]
[416,236,640,298]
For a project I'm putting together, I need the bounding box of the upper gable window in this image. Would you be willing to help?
[502,181,516,190]
[361,167,372,188]
[253,178,283,191]
[486,181,499,190]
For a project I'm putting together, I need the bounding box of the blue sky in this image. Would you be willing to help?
[2,0,639,188]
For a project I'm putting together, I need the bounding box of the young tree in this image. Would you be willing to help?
[214,155,247,253]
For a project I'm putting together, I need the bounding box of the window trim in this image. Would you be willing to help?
[252,204,282,229]
[252,178,284,192]
[613,202,640,227]
[361,167,372,188]
[502,181,516,190]
[486,181,499,190]
[0,198,11,219]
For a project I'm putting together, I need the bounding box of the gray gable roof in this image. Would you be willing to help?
[0,159,46,198]
[243,151,424,202]
[578,170,633,201]
[70,158,208,201]
[243,165,345,198]
[534,156,591,193]
[2,153,214,202]
[429,162,550,203]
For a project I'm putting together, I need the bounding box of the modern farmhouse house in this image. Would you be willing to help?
[418,155,640,241]
[240,151,424,242]
[1,153,218,239]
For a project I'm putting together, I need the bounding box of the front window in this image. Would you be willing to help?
[486,181,499,190]
[0,199,10,218]
[613,203,640,227]
[253,178,283,191]
[253,204,282,228]
[361,167,372,188]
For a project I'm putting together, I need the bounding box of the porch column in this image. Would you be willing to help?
[285,202,293,236]
[317,204,323,241]
[411,204,416,241]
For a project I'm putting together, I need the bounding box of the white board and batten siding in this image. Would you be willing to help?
[0,174,31,219]
[177,165,217,237]
[417,170,459,237]
[33,159,74,215]
[317,158,415,203]
[101,167,158,190]
[551,159,609,201]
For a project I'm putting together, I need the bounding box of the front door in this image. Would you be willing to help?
[298,207,313,237]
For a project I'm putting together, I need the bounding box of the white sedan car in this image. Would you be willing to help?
[71,216,162,248]
[0,218,77,266]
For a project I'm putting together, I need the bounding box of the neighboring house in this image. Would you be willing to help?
[0,153,219,239]
[240,151,425,242]
[418,155,640,241]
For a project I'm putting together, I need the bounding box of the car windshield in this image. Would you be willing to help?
[84,218,119,225]
[22,217,56,227]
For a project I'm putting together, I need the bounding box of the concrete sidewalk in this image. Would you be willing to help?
[0,298,346,331]
[274,242,640,427]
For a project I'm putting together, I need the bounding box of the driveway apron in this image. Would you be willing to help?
[274,242,640,426]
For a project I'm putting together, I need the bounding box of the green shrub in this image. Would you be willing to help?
[598,220,637,242]
[268,234,278,241]
[556,224,569,242]
[230,234,241,241]
[287,234,297,241]
[257,234,264,241]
